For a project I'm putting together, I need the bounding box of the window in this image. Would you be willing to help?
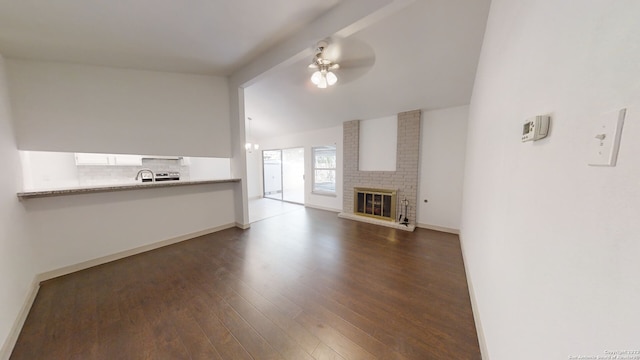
[312,146,336,195]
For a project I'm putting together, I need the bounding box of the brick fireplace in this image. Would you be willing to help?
[339,110,420,231]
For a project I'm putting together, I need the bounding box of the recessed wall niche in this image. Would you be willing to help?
[358,116,397,171]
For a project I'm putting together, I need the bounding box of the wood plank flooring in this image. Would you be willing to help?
[11,208,480,359]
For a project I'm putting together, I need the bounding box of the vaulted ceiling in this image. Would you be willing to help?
[244,0,491,140]
[0,0,491,141]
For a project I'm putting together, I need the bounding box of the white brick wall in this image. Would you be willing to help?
[343,110,421,224]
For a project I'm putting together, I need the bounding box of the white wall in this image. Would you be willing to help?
[20,151,79,190]
[6,60,230,157]
[462,1,640,359]
[25,183,236,274]
[246,147,263,199]
[0,55,37,359]
[186,157,231,180]
[256,125,342,212]
[417,105,468,232]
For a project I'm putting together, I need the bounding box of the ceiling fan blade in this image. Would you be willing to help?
[336,56,375,69]
[322,43,342,62]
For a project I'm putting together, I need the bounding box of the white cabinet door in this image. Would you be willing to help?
[75,153,110,165]
[111,154,142,166]
[75,153,142,166]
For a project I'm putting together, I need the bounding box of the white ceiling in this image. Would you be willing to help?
[0,0,340,74]
[245,0,491,140]
[0,0,491,142]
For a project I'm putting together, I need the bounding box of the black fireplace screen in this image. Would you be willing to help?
[354,188,396,221]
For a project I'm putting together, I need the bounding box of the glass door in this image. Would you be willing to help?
[282,148,304,204]
[262,147,305,204]
[262,150,282,200]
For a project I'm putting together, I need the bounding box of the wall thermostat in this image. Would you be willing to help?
[522,115,550,142]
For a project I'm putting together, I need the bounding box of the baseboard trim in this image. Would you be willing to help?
[459,233,490,360]
[416,223,459,234]
[304,204,341,213]
[0,277,40,360]
[235,222,251,230]
[37,223,237,282]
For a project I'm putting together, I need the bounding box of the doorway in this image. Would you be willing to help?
[262,147,304,204]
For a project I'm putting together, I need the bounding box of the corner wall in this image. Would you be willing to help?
[462,1,640,358]
[0,55,37,360]
[417,105,468,232]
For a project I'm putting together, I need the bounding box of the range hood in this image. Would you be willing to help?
[141,155,183,160]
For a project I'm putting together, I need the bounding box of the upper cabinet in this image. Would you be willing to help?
[75,153,142,166]
[74,153,109,165]
[112,154,143,166]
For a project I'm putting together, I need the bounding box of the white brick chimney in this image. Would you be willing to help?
[340,110,421,230]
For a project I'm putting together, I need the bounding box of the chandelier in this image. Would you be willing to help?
[245,117,259,152]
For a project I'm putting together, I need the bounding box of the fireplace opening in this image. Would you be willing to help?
[354,188,396,221]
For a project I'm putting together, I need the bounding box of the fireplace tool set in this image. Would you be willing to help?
[398,198,410,226]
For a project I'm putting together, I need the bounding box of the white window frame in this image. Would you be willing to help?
[312,146,337,196]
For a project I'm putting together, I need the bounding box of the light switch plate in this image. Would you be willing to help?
[588,108,626,166]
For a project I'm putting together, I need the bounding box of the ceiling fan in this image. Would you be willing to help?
[307,38,376,89]
[308,41,340,88]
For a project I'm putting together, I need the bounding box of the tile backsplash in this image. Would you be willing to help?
[77,158,190,186]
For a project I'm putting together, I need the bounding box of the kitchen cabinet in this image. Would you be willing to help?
[75,153,109,165]
[75,153,142,166]
[112,154,143,165]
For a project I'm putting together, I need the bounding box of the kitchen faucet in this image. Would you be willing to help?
[135,168,154,182]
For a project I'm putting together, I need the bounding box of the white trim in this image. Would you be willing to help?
[235,222,251,230]
[311,145,337,197]
[459,232,490,360]
[0,277,40,360]
[310,191,337,197]
[304,204,341,213]
[37,223,237,282]
[416,223,460,234]
[338,212,415,231]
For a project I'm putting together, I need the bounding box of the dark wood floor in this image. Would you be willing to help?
[11,208,480,359]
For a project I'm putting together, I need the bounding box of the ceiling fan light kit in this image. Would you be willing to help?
[309,41,339,89]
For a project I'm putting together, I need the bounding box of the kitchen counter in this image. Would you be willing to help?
[17,178,241,199]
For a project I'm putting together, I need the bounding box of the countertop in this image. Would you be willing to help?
[17,178,241,199]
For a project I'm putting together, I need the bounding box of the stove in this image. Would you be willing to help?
[140,171,180,182]
[154,171,180,182]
